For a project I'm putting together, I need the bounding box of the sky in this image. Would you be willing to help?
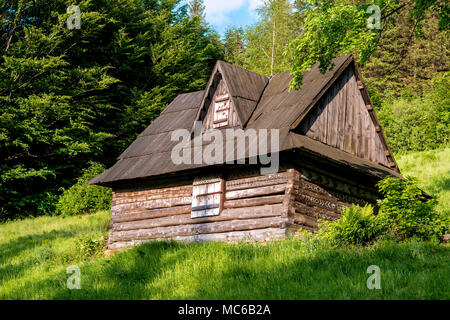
[186,0,264,37]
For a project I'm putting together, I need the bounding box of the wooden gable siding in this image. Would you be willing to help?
[298,66,390,167]
[202,78,240,130]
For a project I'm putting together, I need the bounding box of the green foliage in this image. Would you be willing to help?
[396,147,450,217]
[319,205,382,246]
[377,73,450,154]
[0,0,223,220]
[363,11,449,99]
[0,211,449,299]
[56,162,112,216]
[289,1,380,88]
[288,0,449,89]
[223,27,246,66]
[243,0,297,76]
[377,176,449,241]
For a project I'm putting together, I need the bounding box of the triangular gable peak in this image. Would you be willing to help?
[192,61,268,133]
[293,58,399,172]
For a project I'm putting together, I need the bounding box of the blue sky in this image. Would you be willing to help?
[185,0,263,37]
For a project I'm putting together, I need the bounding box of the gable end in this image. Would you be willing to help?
[294,62,399,172]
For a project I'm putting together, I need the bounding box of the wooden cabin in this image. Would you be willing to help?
[89,54,402,251]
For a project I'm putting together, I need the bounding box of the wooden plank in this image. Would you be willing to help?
[111,205,191,223]
[111,196,192,213]
[225,172,288,191]
[113,189,192,205]
[224,194,284,208]
[109,216,286,243]
[225,184,286,200]
[113,185,192,200]
[113,203,283,232]
[108,228,287,250]
[294,201,341,221]
[295,193,344,212]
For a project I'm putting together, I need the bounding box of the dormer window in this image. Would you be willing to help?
[213,94,230,128]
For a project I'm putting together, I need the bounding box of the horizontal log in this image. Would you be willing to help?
[111,196,192,213]
[295,193,344,212]
[292,212,317,228]
[225,172,288,191]
[110,216,286,243]
[294,201,341,221]
[111,205,191,223]
[113,204,283,231]
[225,184,286,200]
[113,189,192,205]
[224,194,284,208]
[108,227,287,250]
[113,185,192,200]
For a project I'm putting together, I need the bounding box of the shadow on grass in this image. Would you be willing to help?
[0,230,82,286]
[9,239,448,300]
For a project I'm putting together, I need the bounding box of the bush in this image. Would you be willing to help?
[318,204,382,246]
[76,235,106,259]
[377,176,449,241]
[56,162,112,216]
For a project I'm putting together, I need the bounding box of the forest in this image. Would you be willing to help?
[0,0,448,222]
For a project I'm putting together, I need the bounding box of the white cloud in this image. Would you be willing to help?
[204,0,247,24]
[203,0,263,25]
[248,0,263,11]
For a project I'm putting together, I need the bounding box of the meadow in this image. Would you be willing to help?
[0,148,448,300]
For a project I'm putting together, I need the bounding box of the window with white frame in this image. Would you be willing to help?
[191,175,224,218]
[212,94,230,128]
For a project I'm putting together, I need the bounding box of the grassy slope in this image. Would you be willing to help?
[396,147,450,216]
[0,148,449,300]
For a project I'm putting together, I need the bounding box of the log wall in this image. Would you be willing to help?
[285,167,376,234]
[107,166,378,251]
[108,171,291,250]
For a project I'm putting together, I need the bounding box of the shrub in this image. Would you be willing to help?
[56,162,112,216]
[76,235,106,259]
[377,176,449,241]
[318,204,382,246]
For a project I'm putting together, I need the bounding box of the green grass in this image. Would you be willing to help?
[0,147,449,300]
[1,213,448,299]
[396,147,450,216]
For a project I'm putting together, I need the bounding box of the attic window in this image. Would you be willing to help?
[212,94,230,128]
[191,175,224,218]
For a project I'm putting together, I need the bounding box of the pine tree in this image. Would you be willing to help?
[0,0,223,220]
[223,27,245,66]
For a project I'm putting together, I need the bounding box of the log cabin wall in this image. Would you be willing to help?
[285,167,378,234]
[107,165,379,250]
[107,169,292,251]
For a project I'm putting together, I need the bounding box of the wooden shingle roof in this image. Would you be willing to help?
[89,55,401,186]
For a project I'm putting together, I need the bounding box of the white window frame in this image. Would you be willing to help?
[191,175,224,218]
